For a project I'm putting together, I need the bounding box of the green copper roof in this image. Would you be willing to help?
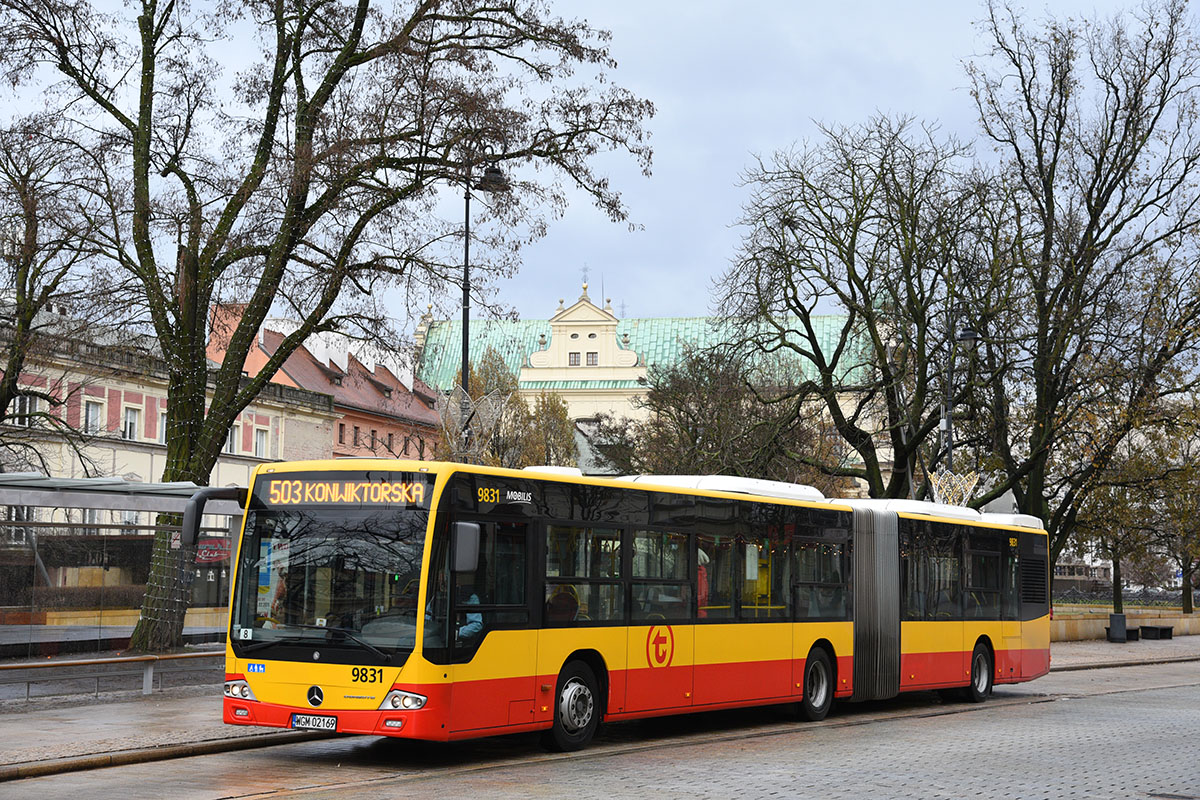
[416,315,862,392]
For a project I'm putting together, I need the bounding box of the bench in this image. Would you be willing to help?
[1140,625,1173,640]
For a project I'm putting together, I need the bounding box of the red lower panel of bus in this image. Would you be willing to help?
[224,646,1047,741]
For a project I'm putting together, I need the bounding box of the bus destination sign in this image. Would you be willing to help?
[265,478,427,508]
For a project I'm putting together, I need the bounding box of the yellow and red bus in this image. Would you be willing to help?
[184,460,1049,751]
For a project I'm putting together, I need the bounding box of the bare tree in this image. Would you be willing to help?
[0,0,652,649]
[0,114,113,472]
[441,348,575,467]
[587,347,853,496]
[966,0,1200,564]
[716,116,991,498]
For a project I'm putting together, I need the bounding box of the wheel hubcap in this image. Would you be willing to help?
[558,677,594,732]
[973,653,989,694]
[806,660,828,709]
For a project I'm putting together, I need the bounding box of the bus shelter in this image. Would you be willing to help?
[0,474,242,658]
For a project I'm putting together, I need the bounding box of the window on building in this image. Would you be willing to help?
[387,432,394,452]
[122,407,141,440]
[84,400,103,434]
[225,424,239,454]
[338,423,345,444]
[353,426,360,446]
[370,429,377,448]
[121,509,140,536]
[568,352,581,366]
[158,411,168,444]
[11,395,38,427]
[254,428,268,458]
[586,352,598,366]
[83,508,100,537]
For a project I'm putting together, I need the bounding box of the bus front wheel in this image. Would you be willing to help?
[799,648,834,721]
[543,660,600,752]
[966,642,993,703]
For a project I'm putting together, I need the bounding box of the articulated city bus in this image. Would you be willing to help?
[184,460,1050,751]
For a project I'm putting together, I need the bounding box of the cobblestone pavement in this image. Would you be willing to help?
[2,660,1197,800]
[2,635,1197,769]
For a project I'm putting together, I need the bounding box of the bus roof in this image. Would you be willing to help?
[618,474,825,502]
[839,498,1044,530]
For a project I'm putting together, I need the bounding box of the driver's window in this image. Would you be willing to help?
[450,521,529,657]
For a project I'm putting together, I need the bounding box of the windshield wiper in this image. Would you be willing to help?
[269,622,390,661]
[237,635,312,654]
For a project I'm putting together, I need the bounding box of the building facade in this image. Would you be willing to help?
[207,307,442,461]
[1,331,336,593]
[415,283,852,423]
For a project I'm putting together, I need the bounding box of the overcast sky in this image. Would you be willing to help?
[485,0,1128,323]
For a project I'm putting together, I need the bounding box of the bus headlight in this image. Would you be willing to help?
[379,689,426,710]
[224,679,258,701]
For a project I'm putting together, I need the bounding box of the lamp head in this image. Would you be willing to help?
[473,165,510,193]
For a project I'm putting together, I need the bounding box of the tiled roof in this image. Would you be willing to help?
[417,315,863,392]
[260,330,439,428]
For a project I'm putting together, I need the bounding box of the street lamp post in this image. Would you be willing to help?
[460,160,510,453]
[942,307,980,472]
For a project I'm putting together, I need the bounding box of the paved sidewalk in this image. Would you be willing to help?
[2,635,1198,782]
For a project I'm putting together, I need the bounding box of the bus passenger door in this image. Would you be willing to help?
[999,535,1023,681]
[447,520,539,733]
[624,530,694,713]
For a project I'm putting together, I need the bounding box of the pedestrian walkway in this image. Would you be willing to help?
[2,635,1198,782]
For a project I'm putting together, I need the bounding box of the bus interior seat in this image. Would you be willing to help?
[546,589,579,622]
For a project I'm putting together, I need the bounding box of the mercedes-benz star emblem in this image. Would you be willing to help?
[307,686,324,707]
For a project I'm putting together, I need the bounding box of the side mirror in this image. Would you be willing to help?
[452,522,481,573]
[181,487,247,548]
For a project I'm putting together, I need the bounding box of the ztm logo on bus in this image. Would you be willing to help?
[645,625,674,668]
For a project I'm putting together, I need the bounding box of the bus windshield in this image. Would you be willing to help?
[229,471,431,663]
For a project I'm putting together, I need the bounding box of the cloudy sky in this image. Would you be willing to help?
[486,0,1128,323]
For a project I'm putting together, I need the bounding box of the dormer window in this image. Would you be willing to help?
[383,388,392,398]
[331,376,342,386]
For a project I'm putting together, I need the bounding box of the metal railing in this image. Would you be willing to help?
[1053,587,1199,608]
[0,651,223,701]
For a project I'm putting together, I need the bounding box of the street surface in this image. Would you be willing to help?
[1,660,1196,799]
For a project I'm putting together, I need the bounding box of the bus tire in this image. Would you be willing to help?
[799,648,834,721]
[543,660,600,752]
[966,642,993,703]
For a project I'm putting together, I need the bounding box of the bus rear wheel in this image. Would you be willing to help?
[966,642,993,703]
[543,660,600,752]
[799,648,833,721]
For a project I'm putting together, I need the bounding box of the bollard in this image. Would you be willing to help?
[143,660,155,695]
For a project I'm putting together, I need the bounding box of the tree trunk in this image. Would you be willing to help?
[128,512,193,652]
[1111,555,1124,615]
[129,378,211,653]
[1183,566,1194,615]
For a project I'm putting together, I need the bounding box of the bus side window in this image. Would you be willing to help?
[696,533,735,619]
